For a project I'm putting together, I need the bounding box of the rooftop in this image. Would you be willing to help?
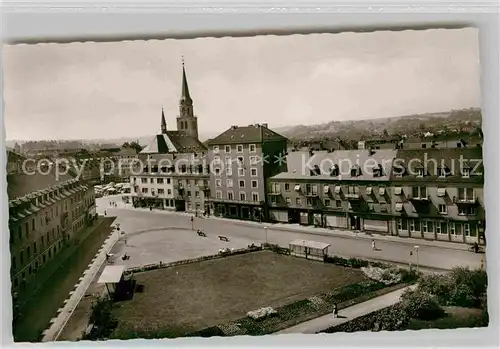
[208,124,288,145]
[289,239,331,250]
[98,265,126,284]
[7,167,75,200]
[140,131,207,154]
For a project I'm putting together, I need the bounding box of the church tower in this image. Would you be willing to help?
[176,58,199,140]
[160,107,167,134]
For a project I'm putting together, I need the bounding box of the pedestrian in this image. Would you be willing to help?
[480,258,484,270]
[333,303,338,318]
[104,210,107,216]
[372,239,376,251]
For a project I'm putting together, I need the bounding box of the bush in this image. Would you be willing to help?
[401,289,445,321]
[82,298,118,340]
[361,266,402,285]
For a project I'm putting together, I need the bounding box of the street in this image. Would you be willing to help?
[98,196,483,271]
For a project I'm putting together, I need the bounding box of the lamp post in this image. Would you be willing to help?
[264,226,268,245]
[414,245,420,274]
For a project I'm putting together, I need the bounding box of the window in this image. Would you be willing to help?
[216,190,222,199]
[238,168,245,176]
[251,180,258,188]
[347,186,359,195]
[141,187,148,193]
[226,179,233,187]
[439,204,447,214]
[252,193,259,202]
[251,168,257,177]
[150,178,154,183]
[158,188,165,195]
[397,219,408,231]
[25,222,29,237]
[239,180,245,188]
[240,192,246,201]
[296,198,302,206]
[213,145,220,153]
[223,168,231,176]
[249,144,256,152]
[285,183,290,191]
[157,178,164,184]
[438,166,450,178]
[195,191,200,198]
[33,242,37,254]
[187,191,192,197]
[336,200,342,207]
[237,156,244,165]
[215,179,222,187]
[167,189,172,195]
[215,168,221,176]
[167,178,171,184]
[459,206,476,215]
[464,223,471,236]
[249,156,257,165]
[225,156,232,165]
[449,223,456,235]
[224,145,231,153]
[462,168,470,178]
[270,195,277,204]
[422,221,428,233]
[237,145,244,153]
[458,188,475,202]
[325,199,331,206]
[416,168,424,177]
[409,220,415,232]
[285,197,291,205]
[411,186,427,199]
[141,178,147,183]
[213,155,221,164]
[227,191,234,200]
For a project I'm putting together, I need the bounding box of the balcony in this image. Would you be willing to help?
[453,196,478,205]
[209,198,265,206]
[345,193,361,200]
[304,191,319,197]
[408,194,431,202]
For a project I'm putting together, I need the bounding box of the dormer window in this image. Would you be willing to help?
[330,164,339,176]
[393,165,405,177]
[462,168,470,178]
[416,168,424,178]
[350,165,361,177]
[372,164,383,177]
[310,165,321,176]
[438,165,451,178]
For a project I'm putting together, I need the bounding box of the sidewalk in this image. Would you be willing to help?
[275,284,417,335]
[106,201,469,252]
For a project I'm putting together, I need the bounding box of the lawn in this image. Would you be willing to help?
[407,306,485,330]
[13,217,115,342]
[111,250,367,338]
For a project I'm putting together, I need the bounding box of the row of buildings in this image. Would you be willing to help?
[130,62,485,246]
[7,151,97,312]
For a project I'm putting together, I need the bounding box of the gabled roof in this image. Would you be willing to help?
[7,168,75,200]
[208,124,288,145]
[140,131,207,154]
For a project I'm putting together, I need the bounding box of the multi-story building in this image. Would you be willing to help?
[7,151,96,310]
[265,147,485,245]
[267,149,398,233]
[130,62,210,214]
[390,147,485,245]
[207,124,288,221]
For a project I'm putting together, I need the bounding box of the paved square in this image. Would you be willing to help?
[111,250,366,338]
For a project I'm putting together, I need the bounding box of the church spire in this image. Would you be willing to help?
[161,107,167,134]
[180,56,192,106]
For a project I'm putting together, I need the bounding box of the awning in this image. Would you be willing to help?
[437,188,446,197]
[98,265,126,284]
[379,187,386,195]
[323,185,330,194]
[294,185,301,191]
[334,185,341,194]
[366,187,372,195]
[395,203,404,212]
[394,187,402,195]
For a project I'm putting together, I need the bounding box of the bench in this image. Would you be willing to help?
[218,235,229,242]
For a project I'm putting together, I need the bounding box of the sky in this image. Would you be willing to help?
[3,28,481,141]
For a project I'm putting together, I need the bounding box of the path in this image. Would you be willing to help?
[276,284,418,334]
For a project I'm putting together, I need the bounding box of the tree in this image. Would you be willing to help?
[129,141,143,153]
[122,142,130,148]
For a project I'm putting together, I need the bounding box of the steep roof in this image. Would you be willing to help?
[208,124,288,145]
[7,167,75,200]
[272,149,398,182]
[391,147,484,183]
[140,131,207,154]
